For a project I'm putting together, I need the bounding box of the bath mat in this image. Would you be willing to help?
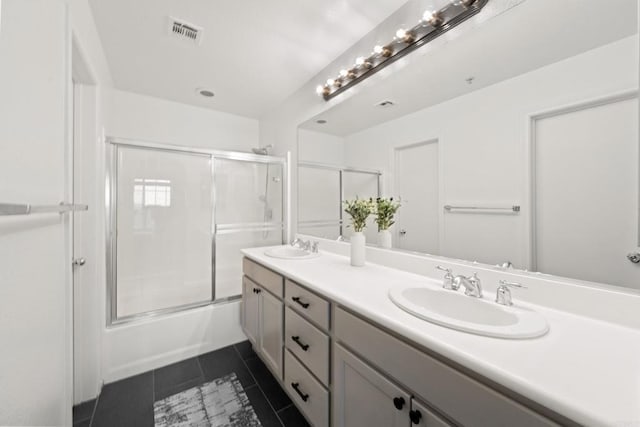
[154,373,261,427]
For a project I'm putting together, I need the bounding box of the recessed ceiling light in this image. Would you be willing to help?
[316,119,327,124]
[196,88,215,98]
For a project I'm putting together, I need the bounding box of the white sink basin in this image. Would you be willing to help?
[389,286,549,339]
[264,246,320,260]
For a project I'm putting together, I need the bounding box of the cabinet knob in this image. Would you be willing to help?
[393,397,405,410]
[410,409,422,425]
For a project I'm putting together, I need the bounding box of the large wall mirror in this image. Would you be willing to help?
[297,0,640,292]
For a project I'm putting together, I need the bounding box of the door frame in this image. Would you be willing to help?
[71,32,100,405]
[393,138,442,253]
[525,89,639,271]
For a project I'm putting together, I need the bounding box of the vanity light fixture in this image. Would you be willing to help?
[316,0,489,101]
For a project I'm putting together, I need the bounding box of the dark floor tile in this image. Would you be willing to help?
[73,419,91,427]
[91,372,154,427]
[245,357,291,411]
[154,376,206,401]
[234,340,257,360]
[153,357,203,400]
[278,404,310,427]
[72,398,96,423]
[198,345,255,388]
[244,385,283,427]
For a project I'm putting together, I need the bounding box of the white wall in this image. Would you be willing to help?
[103,88,259,150]
[0,1,72,424]
[298,128,344,164]
[342,36,638,268]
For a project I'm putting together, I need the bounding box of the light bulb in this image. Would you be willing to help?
[327,78,335,86]
[422,10,435,22]
[395,29,407,39]
[423,10,443,26]
[315,85,324,95]
[355,57,366,66]
[374,45,392,58]
[339,69,349,78]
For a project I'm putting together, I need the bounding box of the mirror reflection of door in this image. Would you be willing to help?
[394,140,439,253]
[533,95,639,288]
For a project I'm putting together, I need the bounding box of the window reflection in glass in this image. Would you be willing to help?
[133,178,172,208]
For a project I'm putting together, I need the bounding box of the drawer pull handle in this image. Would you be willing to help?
[253,288,261,294]
[291,382,309,402]
[393,397,405,410]
[292,297,310,309]
[291,335,310,351]
[410,409,422,425]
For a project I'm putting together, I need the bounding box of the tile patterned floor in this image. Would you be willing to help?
[73,341,309,427]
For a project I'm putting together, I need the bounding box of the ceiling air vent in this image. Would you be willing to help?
[376,100,396,108]
[168,17,203,45]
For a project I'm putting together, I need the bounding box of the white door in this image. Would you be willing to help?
[395,141,439,253]
[333,344,410,427]
[0,1,73,425]
[534,96,639,289]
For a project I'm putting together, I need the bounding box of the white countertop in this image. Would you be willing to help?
[242,246,640,427]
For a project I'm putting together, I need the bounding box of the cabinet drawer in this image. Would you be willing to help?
[285,307,330,386]
[285,279,330,330]
[334,308,558,427]
[243,258,283,298]
[284,349,329,427]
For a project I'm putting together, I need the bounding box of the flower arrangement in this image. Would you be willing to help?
[343,197,375,233]
[374,197,401,232]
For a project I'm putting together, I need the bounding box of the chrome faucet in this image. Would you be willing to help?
[435,266,455,290]
[453,273,483,298]
[495,280,526,306]
[291,238,319,253]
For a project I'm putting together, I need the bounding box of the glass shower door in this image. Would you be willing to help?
[114,146,213,319]
[214,158,284,299]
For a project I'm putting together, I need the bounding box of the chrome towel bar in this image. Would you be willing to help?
[0,202,88,216]
[444,205,520,213]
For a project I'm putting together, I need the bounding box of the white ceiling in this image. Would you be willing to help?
[300,0,639,136]
[89,0,408,118]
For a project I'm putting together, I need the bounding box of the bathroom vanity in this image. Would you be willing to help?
[239,249,638,426]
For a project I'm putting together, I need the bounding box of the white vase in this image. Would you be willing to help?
[378,229,392,249]
[350,232,366,267]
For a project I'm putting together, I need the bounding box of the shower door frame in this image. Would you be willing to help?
[105,137,287,327]
[297,161,382,238]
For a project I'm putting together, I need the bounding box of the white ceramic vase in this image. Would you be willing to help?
[350,231,366,267]
[378,229,392,249]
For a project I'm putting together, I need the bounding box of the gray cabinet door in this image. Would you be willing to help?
[242,277,259,346]
[410,398,451,427]
[333,344,410,427]
[259,289,283,379]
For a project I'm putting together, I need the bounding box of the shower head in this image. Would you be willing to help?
[251,145,273,155]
